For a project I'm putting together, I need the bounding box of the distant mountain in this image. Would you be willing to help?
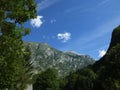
[25,42,95,76]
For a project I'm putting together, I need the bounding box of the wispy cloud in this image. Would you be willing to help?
[42,35,56,39]
[65,6,83,13]
[99,50,106,57]
[50,19,56,24]
[65,6,93,14]
[59,16,120,52]
[37,0,59,11]
[65,0,110,14]
[57,32,71,43]
[30,16,43,28]
[76,16,120,46]
[99,0,110,6]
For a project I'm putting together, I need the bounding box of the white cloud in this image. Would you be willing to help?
[37,0,59,11]
[30,16,43,28]
[99,50,106,57]
[57,32,71,43]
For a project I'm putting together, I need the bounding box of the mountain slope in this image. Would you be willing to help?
[90,25,120,90]
[92,25,120,71]
[25,42,95,76]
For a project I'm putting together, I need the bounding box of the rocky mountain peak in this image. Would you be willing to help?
[25,42,95,76]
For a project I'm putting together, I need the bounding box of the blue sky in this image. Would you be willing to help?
[23,0,120,60]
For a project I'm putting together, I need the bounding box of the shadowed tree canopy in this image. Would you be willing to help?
[33,68,60,90]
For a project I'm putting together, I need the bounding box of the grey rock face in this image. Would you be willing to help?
[25,42,95,76]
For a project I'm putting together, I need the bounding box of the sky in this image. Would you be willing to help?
[23,0,120,60]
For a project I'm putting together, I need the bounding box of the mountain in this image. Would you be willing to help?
[25,42,95,76]
[92,25,120,71]
[60,26,120,90]
[88,25,120,90]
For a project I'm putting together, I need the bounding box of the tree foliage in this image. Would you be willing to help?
[0,0,36,89]
[33,68,60,90]
[96,44,120,90]
[0,0,36,24]
[14,47,34,90]
[63,68,97,90]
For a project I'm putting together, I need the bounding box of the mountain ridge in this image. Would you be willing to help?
[24,42,95,76]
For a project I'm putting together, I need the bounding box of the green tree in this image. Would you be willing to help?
[96,44,120,90]
[14,46,34,90]
[63,68,96,90]
[33,68,60,90]
[0,0,36,89]
[76,68,97,90]
[0,0,36,24]
[64,73,78,90]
